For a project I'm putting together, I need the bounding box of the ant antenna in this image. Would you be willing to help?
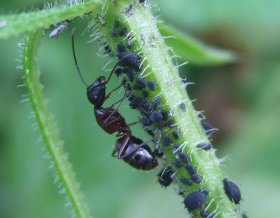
[71,28,89,87]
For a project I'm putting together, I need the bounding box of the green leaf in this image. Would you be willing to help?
[158,23,237,66]
[0,1,102,40]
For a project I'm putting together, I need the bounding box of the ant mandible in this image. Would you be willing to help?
[71,29,158,170]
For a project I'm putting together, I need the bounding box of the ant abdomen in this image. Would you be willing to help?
[115,136,158,170]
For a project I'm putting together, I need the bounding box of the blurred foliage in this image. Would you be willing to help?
[0,0,280,218]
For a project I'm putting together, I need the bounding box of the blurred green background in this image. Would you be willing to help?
[0,0,280,217]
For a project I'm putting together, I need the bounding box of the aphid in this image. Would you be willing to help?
[180,177,192,186]
[153,96,161,108]
[162,133,171,146]
[146,81,156,91]
[185,163,196,175]
[143,102,154,113]
[71,29,158,170]
[136,77,146,89]
[191,173,202,184]
[172,128,180,140]
[201,120,216,135]
[168,119,175,127]
[183,190,208,211]
[113,19,120,28]
[153,148,164,158]
[114,67,122,76]
[123,68,134,82]
[173,159,183,168]
[179,102,186,112]
[223,178,241,204]
[140,116,152,127]
[117,51,141,71]
[110,29,118,37]
[117,42,126,53]
[49,20,70,38]
[197,142,212,151]
[142,90,149,98]
[119,27,127,36]
[157,167,174,187]
[104,45,113,56]
[150,110,164,123]
[178,153,188,163]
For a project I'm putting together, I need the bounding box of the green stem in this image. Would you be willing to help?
[23,30,92,218]
[0,0,102,39]
[94,1,241,217]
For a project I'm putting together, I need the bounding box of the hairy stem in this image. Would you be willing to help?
[93,1,241,217]
[0,0,102,39]
[23,30,92,218]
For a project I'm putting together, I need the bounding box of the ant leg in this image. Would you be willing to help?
[102,91,128,125]
[105,83,123,100]
[118,136,157,159]
[119,126,177,159]
[117,135,131,159]
[127,121,139,126]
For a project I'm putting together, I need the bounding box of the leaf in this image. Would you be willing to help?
[158,23,237,66]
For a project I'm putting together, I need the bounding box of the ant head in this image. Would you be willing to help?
[87,76,106,107]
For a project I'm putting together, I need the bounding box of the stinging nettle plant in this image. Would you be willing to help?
[0,0,245,217]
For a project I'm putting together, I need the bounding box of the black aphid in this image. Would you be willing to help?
[123,68,134,82]
[136,77,146,89]
[110,29,118,37]
[172,128,180,140]
[143,102,154,113]
[157,167,174,187]
[223,178,241,204]
[142,90,149,98]
[168,119,175,127]
[114,67,122,76]
[191,173,202,184]
[146,81,156,91]
[180,177,192,186]
[119,27,127,36]
[183,190,208,211]
[104,45,113,56]
[179,102,186,112]
[173,159,183,168]
[178,153,188,163]
[113,19,120,28]
[201,120,216,135]
[197,142,212,151]
[162,133,171,146]
[117,51,141,71]
[153,96,161,108]
[185,163,196,175]
[117,42,126,53]
[150,110,164,123]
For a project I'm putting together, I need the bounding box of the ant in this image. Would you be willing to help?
[71,29,158,170]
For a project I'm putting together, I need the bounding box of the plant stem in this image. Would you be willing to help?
[94,1,241,217]
[23,30,92,218]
